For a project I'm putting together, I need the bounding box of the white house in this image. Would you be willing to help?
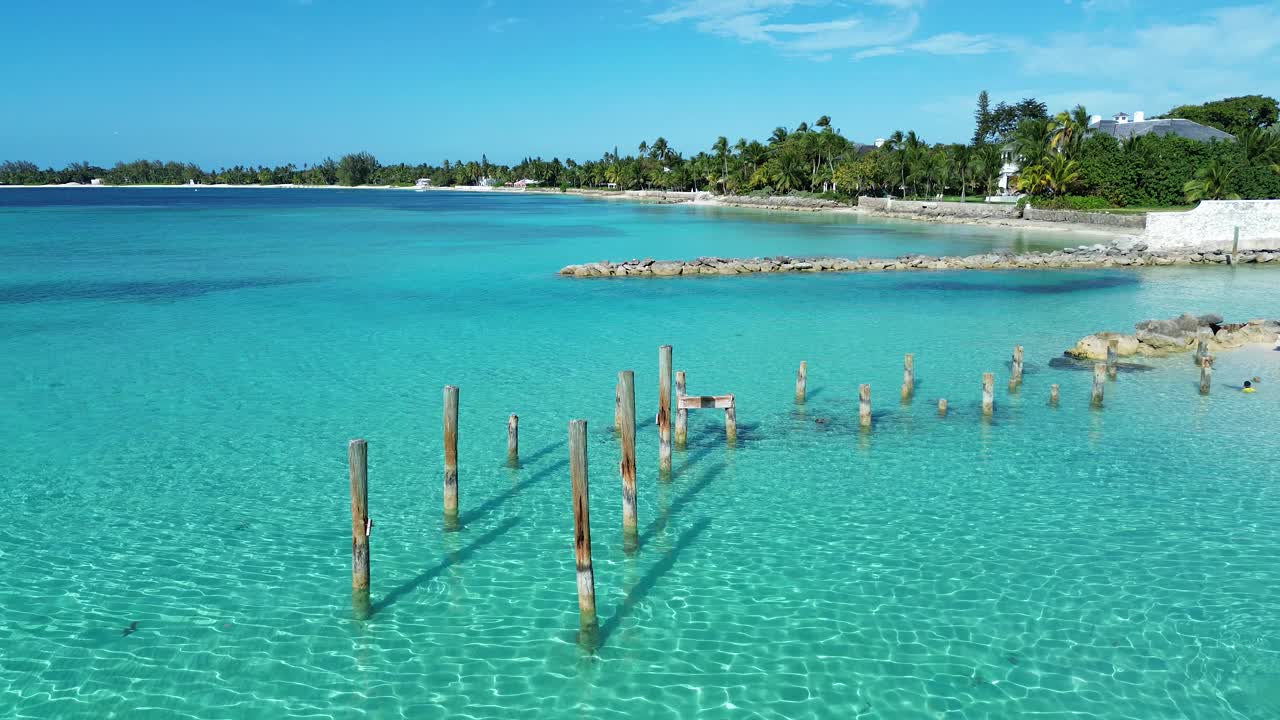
[513,178,541,188]
[415,178,432,188]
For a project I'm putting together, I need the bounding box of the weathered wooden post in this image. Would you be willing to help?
[507,414,519,467]
[1199,355,1212,395]
[901,354,915,402]
[795,361,807,404]
[568,419,597,635]
[443,385,459,528]
[1049,384,1060,407]
[1009,346,1023,392]
[937,398,948,417]
[614,379,621,433]
[982,373,994,416]
[349,439,370,617]
[658,345,672,475]
[1106,339,1118,380]
[859,384,871,429]
[1091,364,1105,407]
[724,395,738,445]
[674,370,687,449]
[1195,335,1209,365]
[618,370,637,549]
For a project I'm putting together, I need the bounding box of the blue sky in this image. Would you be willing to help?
[2,0,1278,168]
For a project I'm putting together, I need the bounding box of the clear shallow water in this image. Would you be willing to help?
[2,188,1279,719]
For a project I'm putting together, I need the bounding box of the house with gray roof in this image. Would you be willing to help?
[1087,111,1235,142]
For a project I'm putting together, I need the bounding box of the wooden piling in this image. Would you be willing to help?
[859,384,871,429]
[937,398,947,417]
[614,379,621,433]
[443,385,459,525]
[795,361,807,404]
[658,345,672,475]
[1011,346,1024,389]
[618,370,637,540]
[674,370,687,449]
[568,419,597,630]
[1050,384,1060,407]
[507,414,519,467]
[982,373,994,416]
[1091,364,1105,407]
[1196,336,1209,365]
[901,354,915,402]
[1107,339,1118,380]
[349,439,370,593]
[1199,355,1212,395]
[724,395,738,444]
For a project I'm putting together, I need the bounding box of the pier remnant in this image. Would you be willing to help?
[618,370,638,547]
[859,384,871,428]
[675,370,688,449]
[568,420,597,635]
[982,373,994,416]
[796,361,807,404]
[937,398,948,416]
[1091,364,1105,407]
[901,354,915,402]
[1050,384,1060,406]
[1107,339,1118,380]
[725,396,738,445]
[659,345,672,475]
[1010,346,1024,392]
[678,393,738,446]
[507,414,519,467]
[1200,356,1213,395]
[443,385,459,528]
[349,439,370,617]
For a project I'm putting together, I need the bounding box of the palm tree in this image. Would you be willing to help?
[651,137,670,163]
[1042,154,1081,196]
[815,115,831,128]
[1051,105,1091,158]
[769,127,789,146]
[638,141,648,157]
[1012,117,1056,168]
[1184,159,1240,202]
[949,144,972,201]
[1240,128,1280,163]
[712,136,730,194]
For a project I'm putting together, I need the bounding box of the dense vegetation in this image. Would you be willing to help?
[3,93,1278,208]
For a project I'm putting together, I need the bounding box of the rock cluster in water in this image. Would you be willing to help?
[1066,313,1280,360]
[559,242,1280,277]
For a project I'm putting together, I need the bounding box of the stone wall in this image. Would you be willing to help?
[1141,200,1280,250]
[1023,206,1148,229]
[857,196,1020,219]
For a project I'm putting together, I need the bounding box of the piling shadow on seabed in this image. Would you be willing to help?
[595,517,711,649]
[640,464,723,548]
[458,460,567,526]
[371,516,523,615]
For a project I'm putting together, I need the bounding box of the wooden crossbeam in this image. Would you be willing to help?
[678,394,735,410]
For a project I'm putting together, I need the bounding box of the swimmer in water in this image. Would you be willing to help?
[1243,380,1256,393]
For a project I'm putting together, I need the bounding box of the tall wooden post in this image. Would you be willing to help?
[1199,356,1212,395]
[724,395,737,445]
[858,384,871,429]
[443,385,459,527]
[1091,364,1105,407]
[1049,384,1060,407]
[1106,339,1118,380]
[658,345,672,475]
[1196,336,1209,365]
[674,370,687,449]
[568,420,597,633]
[614,379,621,433]
[937,398,948,417]
[901,354,915,403]
[349,439,370,603]
[1009,346,1023,392]
[982,373,994,416]
[795,361,807,404]
[507,414,519,467]
[618,370,638,549]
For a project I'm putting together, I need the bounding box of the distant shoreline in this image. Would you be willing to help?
[0,182,1129,240]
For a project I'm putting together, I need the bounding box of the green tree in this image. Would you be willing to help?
[973,90,991,145]
[1184,158,1240,202]
[1164,95,1278,136]
[337,152,378,186]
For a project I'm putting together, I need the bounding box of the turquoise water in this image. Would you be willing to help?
[2,188,1279,719]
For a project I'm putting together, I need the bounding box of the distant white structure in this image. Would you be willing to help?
[90,178,103,186]
[478,176,498,188]
[415,178,432,188]
[513,178,541,188]
[874,138,886,148]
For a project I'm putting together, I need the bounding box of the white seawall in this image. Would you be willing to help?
[1143,200,1280,251]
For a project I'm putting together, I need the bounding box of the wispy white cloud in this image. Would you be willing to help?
[649,1,919,58]
[853,45,902,60]
[907,32,1004,55]
[488,16,519,32]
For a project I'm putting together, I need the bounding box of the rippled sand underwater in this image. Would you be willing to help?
[2,189,1279,719]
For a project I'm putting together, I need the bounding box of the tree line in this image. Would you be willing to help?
[3,94,1277,207]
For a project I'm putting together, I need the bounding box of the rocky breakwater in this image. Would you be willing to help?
[1066,313,1280,360]
[558,241,1280,278]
